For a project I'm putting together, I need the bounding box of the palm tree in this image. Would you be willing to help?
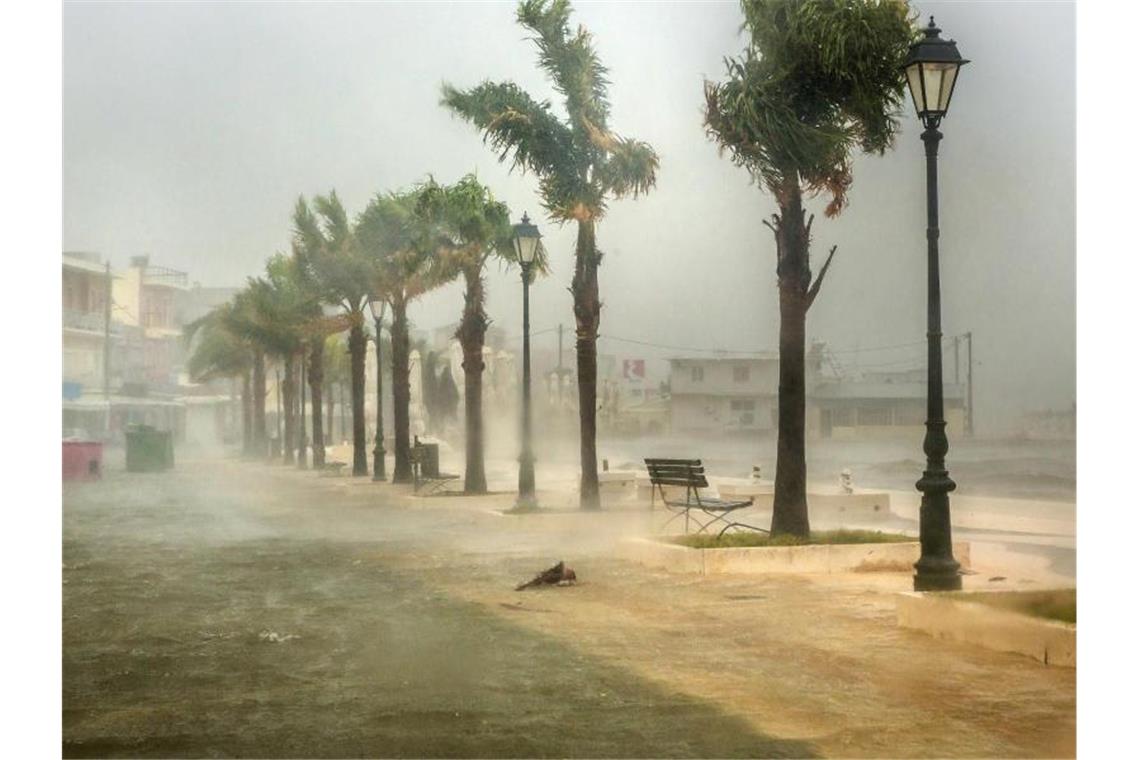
[184,302,253,452]
[429,174,523,494]
[442,0,658,510]
[356,184,454,484]
[704,0,915,537]
[243,258,313,464]
[293,192,374,476]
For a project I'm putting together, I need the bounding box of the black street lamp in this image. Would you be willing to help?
[903,17,969,592]
[368,297,387,482]
[513,213,541,510]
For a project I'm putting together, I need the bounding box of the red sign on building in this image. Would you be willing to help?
[622,359,645,381]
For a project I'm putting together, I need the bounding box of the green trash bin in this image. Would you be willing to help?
[125,425,174,472]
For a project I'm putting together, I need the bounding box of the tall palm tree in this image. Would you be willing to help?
[704,0,915,537]
[356,184,454,484]
[184,302,253,452]
[206,287,269,457]
[243,258,313,464]
[428,174,530,494]
[442,0,658,510]
[293,192,374,476]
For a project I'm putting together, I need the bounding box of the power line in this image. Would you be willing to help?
[598,334,771,355]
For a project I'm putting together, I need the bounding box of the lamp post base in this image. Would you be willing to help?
[914,543,962,591]
[372,445,386,482]
[913,567,963,592]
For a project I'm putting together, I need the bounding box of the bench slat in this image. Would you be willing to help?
[646,468,705,479]
[652,476,702,487]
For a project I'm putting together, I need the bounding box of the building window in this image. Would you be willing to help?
[858,407,892,426]
[733,366,750,382]
[894,405,925,426]
[730,399,755,411]
[832,407,854,427]
[691,366,704,382]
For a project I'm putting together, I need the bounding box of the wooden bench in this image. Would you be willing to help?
[644,458,767,537]
[411,438,460,495]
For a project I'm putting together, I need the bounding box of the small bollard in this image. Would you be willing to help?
[602,458,609,472]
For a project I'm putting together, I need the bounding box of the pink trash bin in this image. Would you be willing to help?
[63,441,103,482]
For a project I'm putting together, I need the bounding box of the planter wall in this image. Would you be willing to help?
[896,591,1075,667]
[622,537,971,576]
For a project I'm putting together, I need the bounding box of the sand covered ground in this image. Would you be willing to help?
[63,451,1074,758]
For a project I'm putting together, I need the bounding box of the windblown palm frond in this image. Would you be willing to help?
[705,0,915,217]
[184,302,251,383]
[441,0,658,224]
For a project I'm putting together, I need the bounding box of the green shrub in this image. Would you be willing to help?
[950,589,1076,624]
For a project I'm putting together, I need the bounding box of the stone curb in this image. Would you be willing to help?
[896,591,1075,667]
[619,536,971,575]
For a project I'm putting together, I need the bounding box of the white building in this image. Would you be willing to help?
[669,352,966,439]
[669,354,782,434]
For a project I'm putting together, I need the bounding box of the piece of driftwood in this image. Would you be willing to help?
[515,561,577,591]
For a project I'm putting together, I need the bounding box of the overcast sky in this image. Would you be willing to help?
[63,0,1074,434]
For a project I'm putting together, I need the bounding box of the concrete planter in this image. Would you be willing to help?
[621,537,970,576]
[635,481,889,524]
[599,471,638,498]
[896,592,1075,667]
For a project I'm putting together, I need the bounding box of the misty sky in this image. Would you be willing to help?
[63,0,1075,434]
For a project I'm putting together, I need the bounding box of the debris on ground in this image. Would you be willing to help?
[259,630,301,643]
[515,561,577,591]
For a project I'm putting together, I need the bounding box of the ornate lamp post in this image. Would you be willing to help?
[513,213,541,510]
[904,17,969,592]
[367,297,387,482]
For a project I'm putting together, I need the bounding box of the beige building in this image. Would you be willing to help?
[669,354,966,440]
[813,370,966,440]
[63,251,113,391]
[669,354,784,434]
[112,255,189,389]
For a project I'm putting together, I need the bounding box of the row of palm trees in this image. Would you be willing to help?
[185,176,530,491]
[190,0,921,535]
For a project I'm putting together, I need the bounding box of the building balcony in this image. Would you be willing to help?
[142,265,189,290]
[63,310,120,335]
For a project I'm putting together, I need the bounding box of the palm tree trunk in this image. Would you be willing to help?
[349,320,368,476]
[309,340,325,468]
[458,265,488,494]
[282,355,296,465]
[241,369,252,456]
[572,219,601,510]
[390,299,414,483]
[252,349,267,457]
[770,184,811,538]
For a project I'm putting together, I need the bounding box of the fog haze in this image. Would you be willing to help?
[63,0,1075,434]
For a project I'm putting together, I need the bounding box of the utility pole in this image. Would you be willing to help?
[966,330,974,438]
